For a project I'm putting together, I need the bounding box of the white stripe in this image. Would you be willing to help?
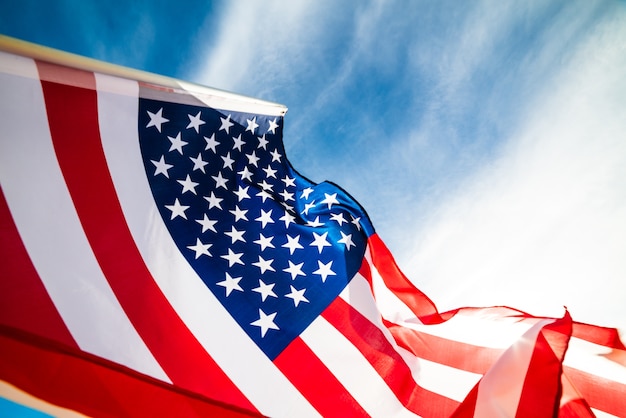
[301,316,419,418]
[395,346,481,403]
[363,246,421,325]
[0,50,38,79]
[95,73,319,418]
[564,337,626,384]
[341,274,482,403]
[0,52,169,382]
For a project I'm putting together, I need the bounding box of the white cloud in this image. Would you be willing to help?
[400,8,626,330]
[193,1,328,97]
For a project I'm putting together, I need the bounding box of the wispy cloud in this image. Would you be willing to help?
[364,2,587,244]
[194,2,332,97]
[401,3,626,329]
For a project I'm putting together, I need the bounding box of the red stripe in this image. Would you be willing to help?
[572,321,626,350]
[323,297,460,417]
[0,325,262,418]
[0,187,78,348]
[559,399,595,418]
[36,61,256,412]
[563,366,626,417]
[368,234,441,323]
[274,336,368,417]
[515,314,571,417]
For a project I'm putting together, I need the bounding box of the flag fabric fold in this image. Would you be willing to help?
[1,38,624,417]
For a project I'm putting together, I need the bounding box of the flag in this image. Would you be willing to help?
[1,36,624,418]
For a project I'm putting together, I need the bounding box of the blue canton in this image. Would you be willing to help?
[139,98,369,359]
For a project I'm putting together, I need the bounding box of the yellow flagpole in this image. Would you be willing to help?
[0,35,287,116]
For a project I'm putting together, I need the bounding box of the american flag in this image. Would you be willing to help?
[0,40,624,417]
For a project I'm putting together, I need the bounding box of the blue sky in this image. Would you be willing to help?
[2,0,625,332]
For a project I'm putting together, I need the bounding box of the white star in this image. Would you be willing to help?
[177,174,199,195]
[211,172,229,190]
[238,166,253,182]
[233,185,250,201]
[313,260,336,283]
[257,134,269,150]
[351,216,362,230]
[279,211,296,228]
[204,191,223,210]
[282,234,303,255]
[310,231,331,253]
[217,272,243,296]
[330,213,347,226]
[301,187,314,200]
[246,116,259,134]
[186,111,205,133]
[268,118,279,134]
[189,153,208,173]
[283,260,305,280]
[285,285,308,307]
[165,198,189,220]
[256,189,272,203]
[151,155,173,178]
[232,134,245,151]
[252,279,277,302]
[338,231,356,250]
[253,233,275,251]
[279,190,295,202]
[263,164,277,179]
[250,309,279,338]
[259,180,273,192]
[321,193,339,210]
[270,149,282,162]
[224,226,246,244]
[256,209,274,228]
[252,255,275,273]
[302,201,316,215]
[221,249,244,267]
[187,238,212,259]
[221,152,235,170]
[168,132,188,155]
[306,216,324,228]
[281,201,295,212]
[146,108,168,132]
[282,175,296,188]
[219,114,233,133]
[246,151,260,167]
[195,214,217,233]
[204,134,220,153]
[229,206,248,222]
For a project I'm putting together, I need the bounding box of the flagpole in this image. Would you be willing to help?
[0,35,287,116]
